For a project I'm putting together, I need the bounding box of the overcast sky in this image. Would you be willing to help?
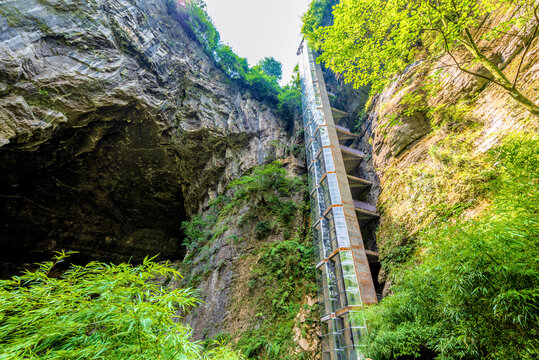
[203,0,311,84]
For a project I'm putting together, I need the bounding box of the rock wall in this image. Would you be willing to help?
[357,9,539,293]
[0,0,290,272]
[170,153,319,359]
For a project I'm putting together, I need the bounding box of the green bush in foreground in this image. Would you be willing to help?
[358,133,539,359]
[0,253,244,360]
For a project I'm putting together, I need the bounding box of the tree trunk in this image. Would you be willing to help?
[462,29,539,117]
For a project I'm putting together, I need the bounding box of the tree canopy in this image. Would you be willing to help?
[256,57,283,81]
[301,0,339,49]
[310,0,539,116]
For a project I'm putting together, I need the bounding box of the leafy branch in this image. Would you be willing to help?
[311,0,539,116]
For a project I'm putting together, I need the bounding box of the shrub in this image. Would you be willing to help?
[181,214,212,251]
[276,66,302,132]
[358,133,539,359]
[254,220,272,240]
[244,67,279,103]
[256,57,283,81]
[0,252,243,360]
[301,0,339,49]
[181,162,314,359]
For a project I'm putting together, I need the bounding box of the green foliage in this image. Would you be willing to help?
[180,162,306,284]
[227,162,303,211]
[203,341,245,360]
[238,236,317,360]
[216,45,249,80]
[254,220,272,240]
[359,132,539,359]
[256,57,283,81]
[237,320,315,360]
[171,0,301,119]
[378,115,495,261]
[181,162,315,359]
[254,239,315,316]
[0,252,243,360]
[309,0,539,114]
[235,172,315,360]
[183,0,249,81]
[226,162,304,233]
[277,65,302,132]
[301,0,339,49]
[184,0,220,51]
[244,67,280,102]
[173,1,301,122]
[181,214,216,251]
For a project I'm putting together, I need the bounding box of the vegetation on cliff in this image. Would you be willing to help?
[303,0,539,358]
[301,0,339,50]
[256,57,283,82]
[359,133,539,359]
[168,0,301,129]
[180,163,317,359]
[0,252,244,360]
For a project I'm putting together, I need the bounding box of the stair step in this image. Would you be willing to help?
[347,174,372,188]
[335,125,359,143]
[365,250,379,258]
[340,145,365,159]
[331,107,349,117]
[354,200,379,219]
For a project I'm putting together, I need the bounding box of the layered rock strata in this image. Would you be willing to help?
[0,0,289,271]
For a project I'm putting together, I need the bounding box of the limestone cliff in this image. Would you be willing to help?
[0,0,290,272]
[0,1,318,357]
[2,0,536,358]
[342,9,539,293]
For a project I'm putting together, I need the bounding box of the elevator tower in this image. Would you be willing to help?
[298,39,379,360]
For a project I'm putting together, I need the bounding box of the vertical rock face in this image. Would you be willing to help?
[0,0,290,272]
[366,9,538,172]
[354,10,538,296]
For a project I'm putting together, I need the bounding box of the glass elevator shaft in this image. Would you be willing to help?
[298,40,379,360]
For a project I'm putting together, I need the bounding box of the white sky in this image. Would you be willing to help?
[203,0,311,84]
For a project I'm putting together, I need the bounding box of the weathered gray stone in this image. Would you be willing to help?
[0,0,289,272]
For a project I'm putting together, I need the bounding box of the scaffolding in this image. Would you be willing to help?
[298,40,379,360]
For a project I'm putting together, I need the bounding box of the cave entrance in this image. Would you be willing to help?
[0,113,188,279]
